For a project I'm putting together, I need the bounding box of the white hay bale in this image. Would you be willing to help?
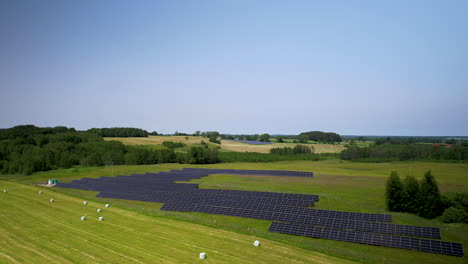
[99,216,104,221]
[105,204,110,208]
[3,190,7,193]
[38,191,43,194]
[81,216,86,221]
[97,208,102,213]
[83,201,88,205]
[199,252,206,259]
[253,240,260,247]
[50,198,54,203]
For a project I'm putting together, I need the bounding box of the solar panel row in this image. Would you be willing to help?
[269,222,463,257]
[161,200,435,238]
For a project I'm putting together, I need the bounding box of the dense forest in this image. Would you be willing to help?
[341,144,467,161]
[88,127,149,137]
[0,125,219,175]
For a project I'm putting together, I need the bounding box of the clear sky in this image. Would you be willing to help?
[1,0,467,136]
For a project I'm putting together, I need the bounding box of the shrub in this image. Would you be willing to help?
[162,141,186,149]
[439,207,468,223]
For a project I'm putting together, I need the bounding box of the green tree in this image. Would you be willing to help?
[259,133,270,142]
[418,170,444,218]
[402,175,420,213]
[385,171,405,212]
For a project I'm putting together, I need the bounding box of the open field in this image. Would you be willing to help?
[104,136,346,153]
[0,181,356,264]
[219,140,345,153]
[2,160,467,264]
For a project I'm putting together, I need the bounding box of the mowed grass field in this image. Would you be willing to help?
[103,136,346,153]
[2,160,467,263]
[0,181,357,264]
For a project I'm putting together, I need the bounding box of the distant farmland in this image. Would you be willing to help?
[104,136,346,153]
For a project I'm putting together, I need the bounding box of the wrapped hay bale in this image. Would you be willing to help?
[99,216,104,221]
[199,252,206,259]
[105,204,110,208]
[83,201,88,205]
[50,198,54,203]
[97,208,102,213]
[81,216,86,221]
[253,240,260,247]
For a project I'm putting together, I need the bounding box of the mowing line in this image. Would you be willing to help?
[0,199,147,264]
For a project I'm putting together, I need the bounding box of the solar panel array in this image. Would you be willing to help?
[269,222,463,257]
[223,139,273,145]
[55,168,463,257]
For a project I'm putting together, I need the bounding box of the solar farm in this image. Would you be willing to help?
[54,168,464,258]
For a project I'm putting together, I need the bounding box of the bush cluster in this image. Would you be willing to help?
[270,145,313,155]
[162,141,186,149]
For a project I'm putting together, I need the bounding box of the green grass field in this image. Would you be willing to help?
[1,160,467,263]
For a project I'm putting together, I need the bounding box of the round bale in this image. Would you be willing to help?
[81,216,86,221]
[105,204,110,208]
[50,198,54,203]
[38,191,43,194]
[99,216,104,221]
[83,201,88,205]
[199,252,206,259]
[97,208,102,213]
[253,240,260,247]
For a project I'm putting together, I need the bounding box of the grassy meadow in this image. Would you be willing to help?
[1,160,467,264]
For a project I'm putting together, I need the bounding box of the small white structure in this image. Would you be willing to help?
[97,208,102,213]
[105,204,110,208]
[199,252,206,259]
[50,198,54,203]
[3,190,7,193]
[38,191,43,194]
[81,216,86,221]
[253,240,260,247]
[99,216,104,221]
[83,201,88,205]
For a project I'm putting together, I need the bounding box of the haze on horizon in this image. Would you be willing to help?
[0,1,467,136]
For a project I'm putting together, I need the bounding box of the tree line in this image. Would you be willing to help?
[386,171,467,223]
[341,144,467,161]
[87,127,149,137]
[299,131,342,143]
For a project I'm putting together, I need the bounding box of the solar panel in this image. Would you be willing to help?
[268,222,463,257]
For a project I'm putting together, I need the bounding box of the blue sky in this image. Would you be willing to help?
[0,0,467,135]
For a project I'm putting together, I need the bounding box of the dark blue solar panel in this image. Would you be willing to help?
[269,222,463,257]
[223,139,273,145]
